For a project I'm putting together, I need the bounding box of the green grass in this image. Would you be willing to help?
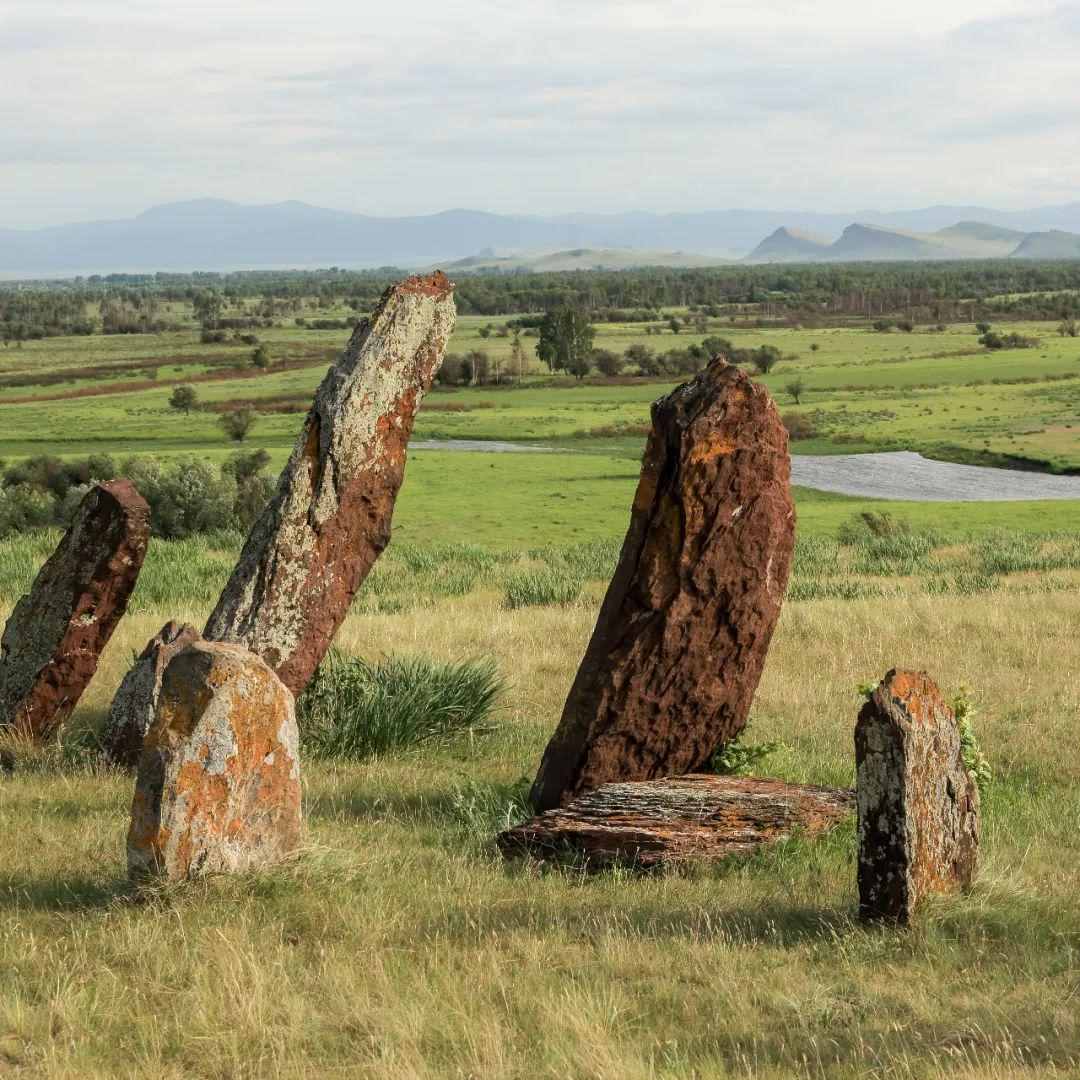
[296,651,506,761]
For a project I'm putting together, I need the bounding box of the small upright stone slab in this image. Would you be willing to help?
[128,640,302,882]
[855,669,980,925]
[0,480,150,741]
[102,620,201,768]
[204,272,456,696]
[530,360,795,811]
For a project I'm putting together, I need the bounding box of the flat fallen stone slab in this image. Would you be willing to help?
[498,774,854,868]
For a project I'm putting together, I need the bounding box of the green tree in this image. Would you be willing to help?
[251,344,270,369]
[537,308,595,379]
[750,346,782,374]
[192,290,224,329]
[169,385,198,414]
[785,378,806,404]
[219,407,257,442]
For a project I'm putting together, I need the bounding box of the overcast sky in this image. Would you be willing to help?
[1,0,1077,228]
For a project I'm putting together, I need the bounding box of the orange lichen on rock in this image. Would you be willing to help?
[204,273,456,695]
[855,669,980,925]
[127,640,302,881]
[500,774,854,868]
[530,360,795,812]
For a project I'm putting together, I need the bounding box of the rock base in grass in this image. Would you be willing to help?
[128,640,302,882]
[499,774,854,869]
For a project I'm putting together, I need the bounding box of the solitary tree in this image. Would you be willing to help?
[251,344,271,369]
[785,377,806,404]
[192,289,224,329]
[750,346,782,374]
[219,406,257,442]
[169,384,199,414]
[537,308,595,379]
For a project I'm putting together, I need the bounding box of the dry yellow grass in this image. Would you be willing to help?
[3,589,1080,1077]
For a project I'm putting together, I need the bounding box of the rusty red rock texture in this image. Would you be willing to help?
[203,272,456,695]
[529,359,795,812]
[103,620,201,768]
[0,480,150,741]
[127,640,302,881]
[500,774,854,868]
[855,669,980,925]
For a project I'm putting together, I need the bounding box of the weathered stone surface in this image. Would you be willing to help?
[0,480,150,741]
[530,359,795,811]
[500,774,854,868]
[204,272,456,695]
[128,640,302,881]
[102,620,201,768]
[855,669,980,924]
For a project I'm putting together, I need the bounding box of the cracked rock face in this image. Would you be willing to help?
[204,272,456,695]
[0,480,150,741]
[128,640,302,881]
[102,620,201,768]
[530,360,795,812]
[855,669,980,925]
[500,774,854,868]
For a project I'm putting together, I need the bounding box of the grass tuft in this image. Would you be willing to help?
[503,567,583,608]
[296,650,507,760]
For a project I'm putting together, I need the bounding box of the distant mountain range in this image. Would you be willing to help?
[3,198,1080,276]
[745,221,1080,263]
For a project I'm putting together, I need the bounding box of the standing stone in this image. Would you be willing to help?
[204,272,456,695]
[855,669,980,925]
[0,480,150,741]
[102,620,201,768]
[128,640,302,881]
[530,359,795,812]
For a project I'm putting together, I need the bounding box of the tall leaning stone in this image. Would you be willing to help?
[0,480,150,741]
[530,359,795,812]
[204,272,456,695]
[128,640,302,881]
[855,669,980,925]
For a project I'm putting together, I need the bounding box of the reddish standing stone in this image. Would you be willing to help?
[530,359,795,812]
[855,669,980,925]
[127,640,302,881]
[0,480,150,741]
[204,272,456,695]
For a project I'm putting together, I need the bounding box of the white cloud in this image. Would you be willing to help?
[0,0,1077,226]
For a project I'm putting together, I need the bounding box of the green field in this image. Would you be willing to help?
[2,314,1080,471]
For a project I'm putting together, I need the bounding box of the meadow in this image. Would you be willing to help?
[3,287,1080,1076]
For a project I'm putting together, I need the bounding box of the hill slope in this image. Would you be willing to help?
[745,227,832,263]
[6,198,1080,277]
[1011,230,1080,260]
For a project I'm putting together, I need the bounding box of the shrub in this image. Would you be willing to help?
[503,567,583,608]
[297,651,506,760]
[782,412,818,441]
[219,407,257,442]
